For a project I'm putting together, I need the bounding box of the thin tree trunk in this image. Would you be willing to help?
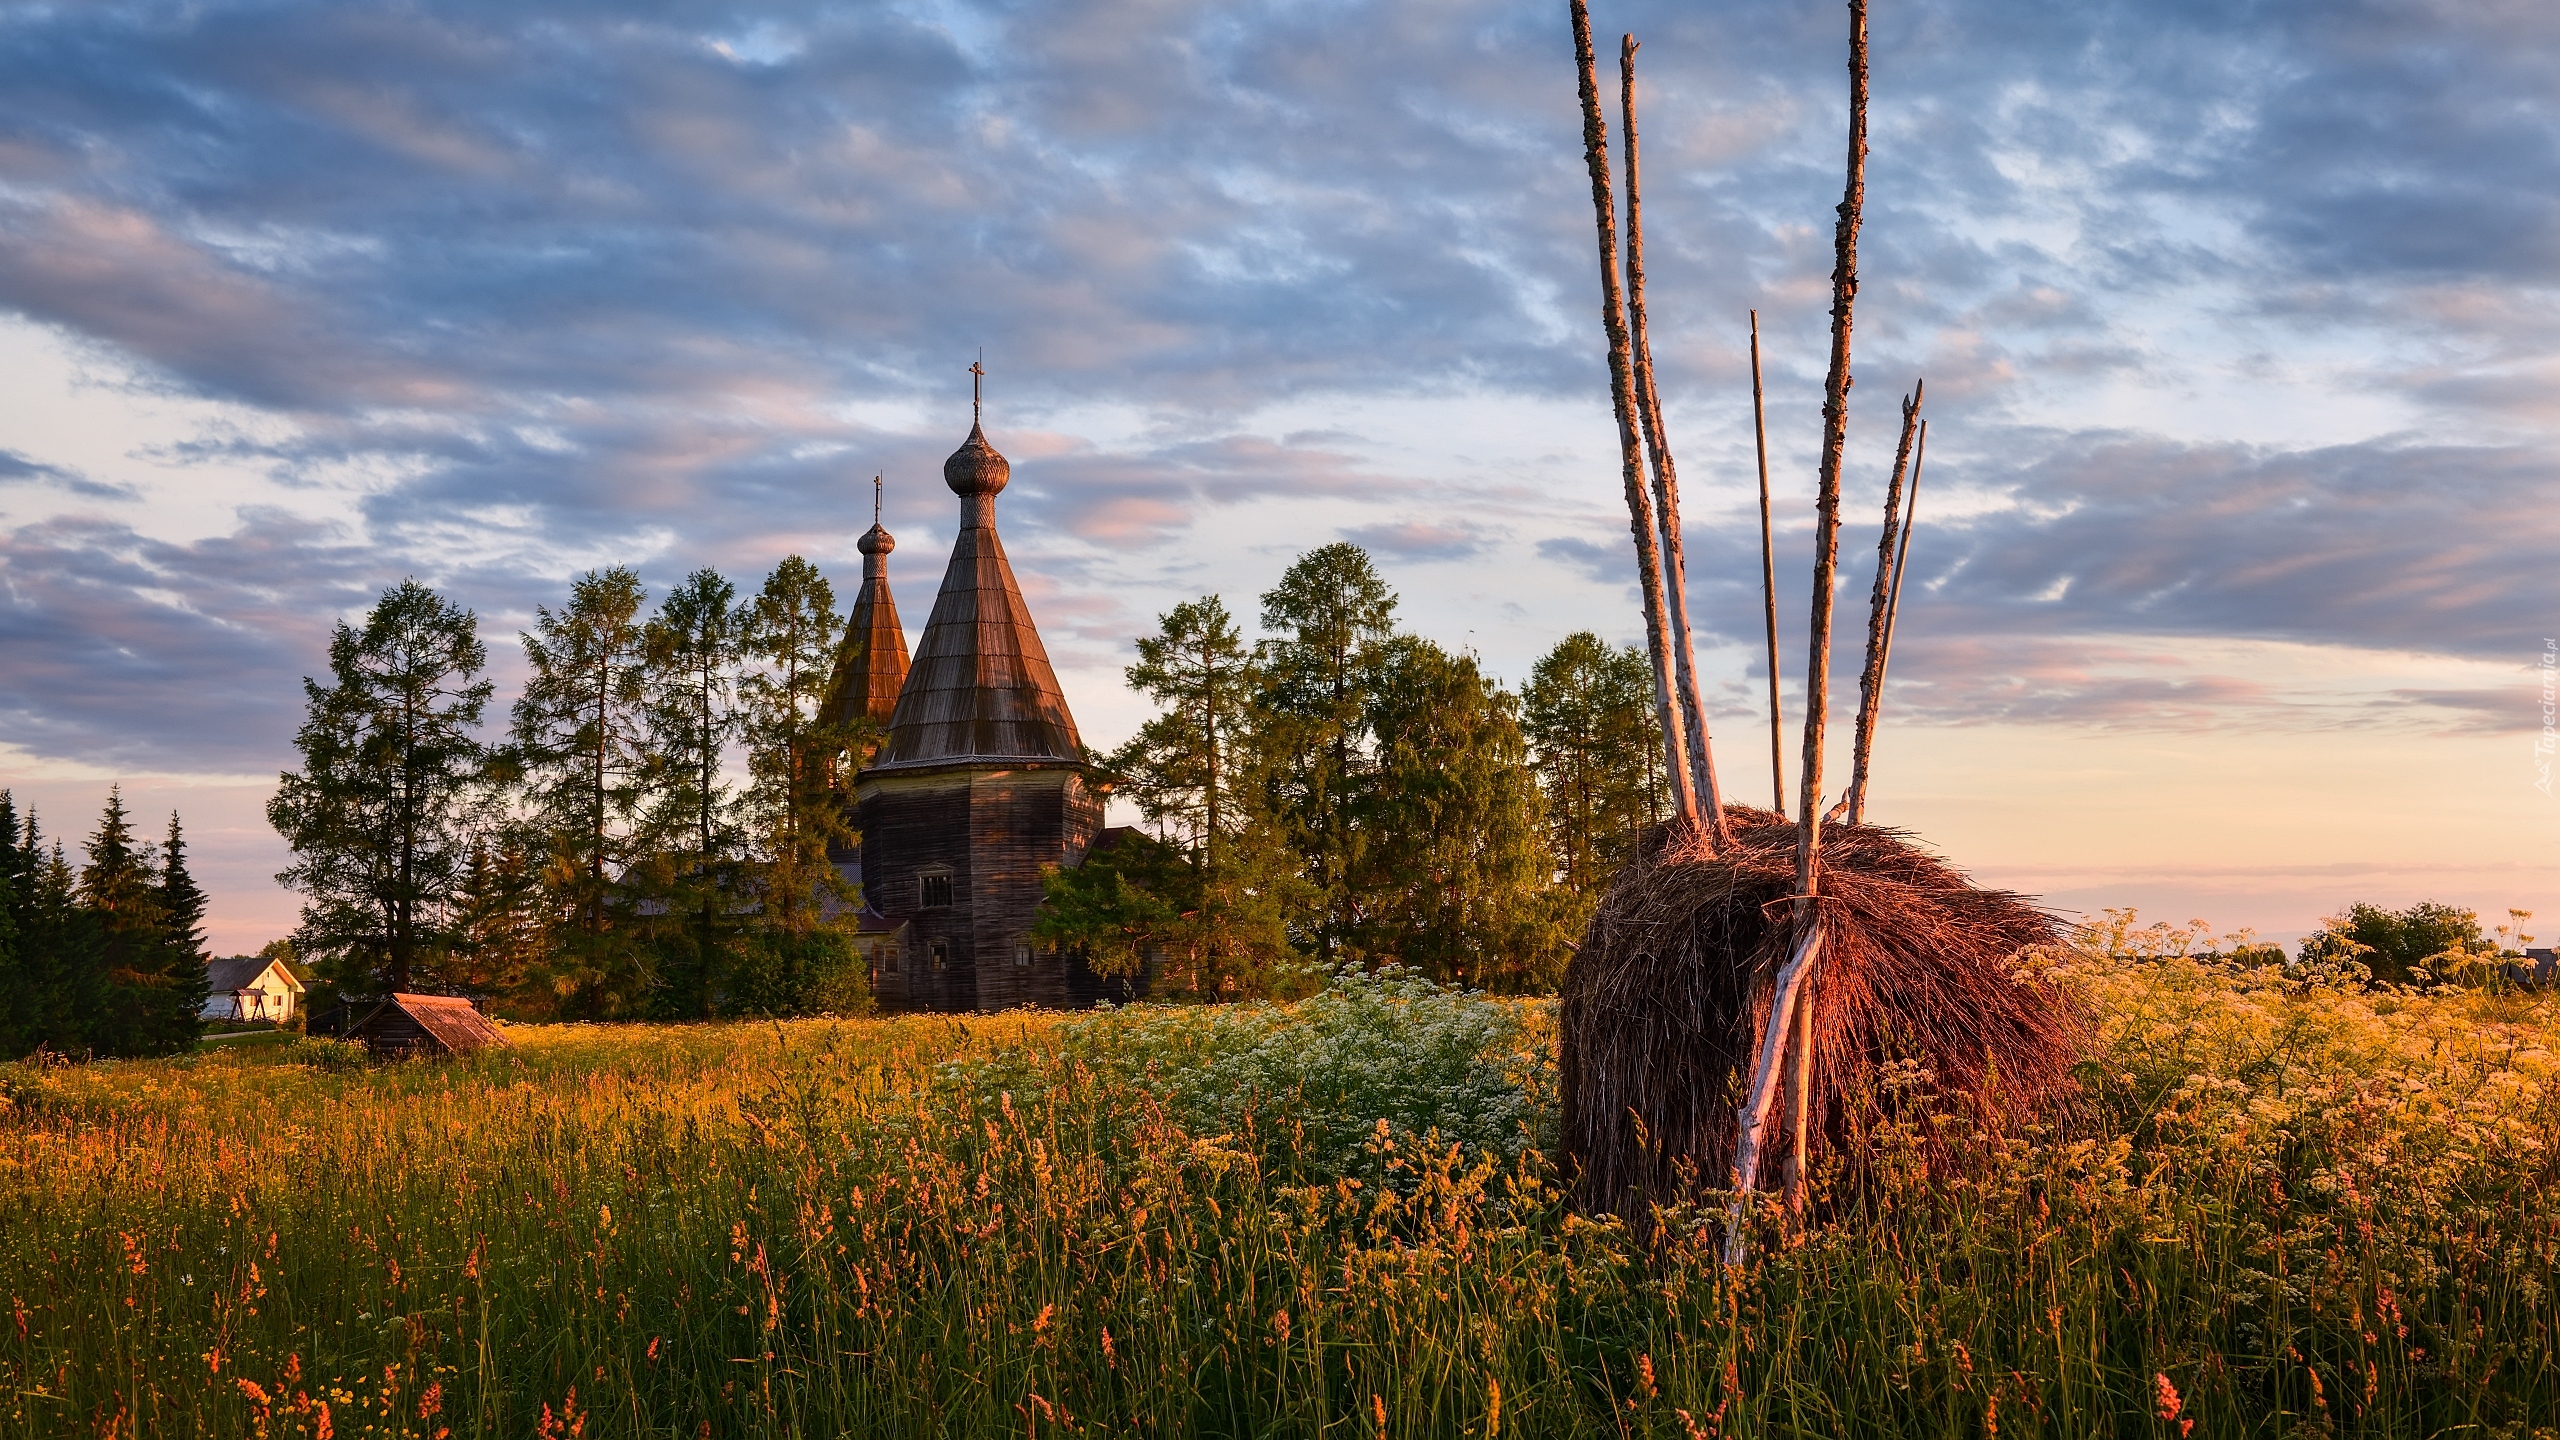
[1751,311,1784,817]
[1737,0,1868,1268]
[1794,0,1868,897]
[1620,34,1726,846]
[1877,420,1925,707]
[1847,381,1921,825]
[1571,0,1696,826]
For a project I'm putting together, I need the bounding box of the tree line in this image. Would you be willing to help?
[266,561,867,1021]
[63,543,1672,1025]
[1038,542,1669,997]
[0,788,211,1057]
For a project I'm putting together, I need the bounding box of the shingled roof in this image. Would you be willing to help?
[822,514,911,737]
[868,422,1083,771]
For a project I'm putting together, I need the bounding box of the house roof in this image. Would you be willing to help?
[380,993,510,1054]
[868,422,1083,772]
[206,956,302,994]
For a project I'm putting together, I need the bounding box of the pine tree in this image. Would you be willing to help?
[156,810,213,1031]
[738,556,856,1005]
[80,787,188,1055]
[1098,595,1300,996]
[640,568,746,1018]
[513,566,654,1017]
[269,579,493,1004]
[1253,544,1398,960]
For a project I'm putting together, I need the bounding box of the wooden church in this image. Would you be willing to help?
[820,391,1133,1012]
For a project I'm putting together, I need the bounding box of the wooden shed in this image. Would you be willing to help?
[348,993,509,1060]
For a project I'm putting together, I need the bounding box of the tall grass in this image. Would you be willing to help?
[0,958,2551,1437]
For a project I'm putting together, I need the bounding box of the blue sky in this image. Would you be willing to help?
[2,0,2555,953]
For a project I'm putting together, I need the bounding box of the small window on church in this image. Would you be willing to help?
[1014,941,1034,968]
[930,941,949,972]
[920,873,953,909]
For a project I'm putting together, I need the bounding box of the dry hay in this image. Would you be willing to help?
[1559,806,2087,1220]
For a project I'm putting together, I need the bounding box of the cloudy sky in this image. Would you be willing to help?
[3,0,2555,954]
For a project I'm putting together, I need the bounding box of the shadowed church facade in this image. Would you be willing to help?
[820,399,1131,1012]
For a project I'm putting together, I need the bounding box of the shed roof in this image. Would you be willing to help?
[868,424,1082,771]
[379,993,510,1055]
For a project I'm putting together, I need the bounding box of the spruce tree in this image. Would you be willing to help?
[513,566,653,1017]
[81,788,187,1055]
[641,568,745,1019]
[157,811,213,1029]
[1523,632,1668,894]
[0,792,22,1056]
[29,836,105,1055]
[1355,639,1565,991]
[269,579,493,1003]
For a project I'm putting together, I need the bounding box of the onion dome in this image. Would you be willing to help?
[942,423,1010,498]
[857,522,896,556]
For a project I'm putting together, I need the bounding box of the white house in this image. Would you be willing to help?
[201,957,304,1024]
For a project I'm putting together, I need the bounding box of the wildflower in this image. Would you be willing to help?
[2154,1374,2193,1438]
[1638,1353,1658,1398]
[1373,1394,1388,1436]
[418,1382,443,1419]
[1101,1327,1118,1370]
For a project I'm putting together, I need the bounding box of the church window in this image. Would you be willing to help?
[1014,941,1034,967]
[920,873,954,909]
[930,941,949,971]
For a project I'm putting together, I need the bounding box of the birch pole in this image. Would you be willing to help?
[1621,34,1728,845]
[1846,380,1921,825]
[1880,420,1924,672]
[1572,0,1697,825]
[1733,0,1869,1266]
[1780,965,1815,1215]
[1796,0,1868,893]
[1751,311,1784,816]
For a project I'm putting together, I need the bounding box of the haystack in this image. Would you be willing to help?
[1559,807,2084,1221]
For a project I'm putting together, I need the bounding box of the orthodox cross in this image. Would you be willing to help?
[873,474,883,525]
[969,356,985,422]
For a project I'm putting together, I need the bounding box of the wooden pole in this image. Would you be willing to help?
[1794,0,1867,897]
[1780,971,1815,1217]
[1571,0,1697,826]
[1736,0,1867,1268]
[1724,925,1822,1263]
[1751,311,1784,817]
[1622,34,1728,846]
[1872,418,1925,732]
[1846,380,1921,825]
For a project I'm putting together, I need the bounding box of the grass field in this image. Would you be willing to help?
[1,957,2553,1438]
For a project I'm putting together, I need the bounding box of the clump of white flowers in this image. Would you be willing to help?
[949,965,1556,1185]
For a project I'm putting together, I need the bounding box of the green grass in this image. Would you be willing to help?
[0,959,2553,1438]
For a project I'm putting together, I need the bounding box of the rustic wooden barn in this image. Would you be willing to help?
[346,993,510,1059]
[848,398,1134,1013]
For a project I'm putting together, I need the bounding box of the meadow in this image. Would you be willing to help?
[0,956,2553,1439]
